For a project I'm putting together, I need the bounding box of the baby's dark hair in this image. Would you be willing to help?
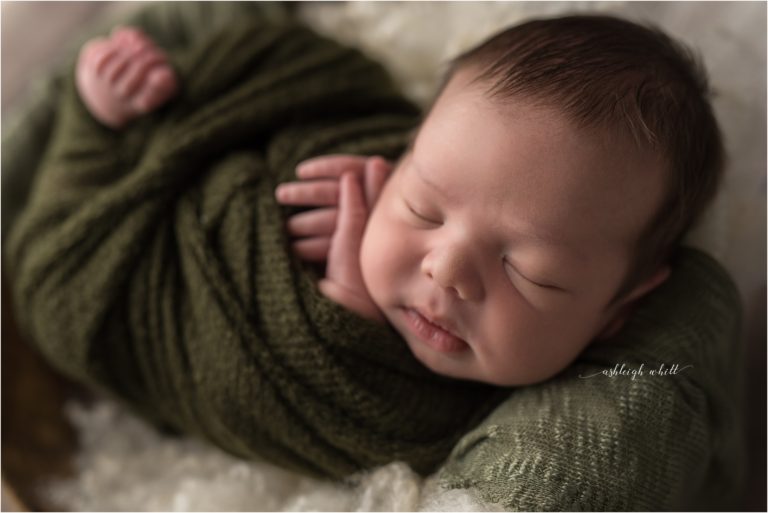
[433,14,724,302]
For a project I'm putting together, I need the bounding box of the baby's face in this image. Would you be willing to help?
[359,70,667,386]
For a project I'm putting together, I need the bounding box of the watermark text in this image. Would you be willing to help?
[579,363,692,380]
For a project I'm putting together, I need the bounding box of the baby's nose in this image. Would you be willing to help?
[421,246,484,302]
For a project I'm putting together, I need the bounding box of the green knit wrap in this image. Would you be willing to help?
[4,17,505,479]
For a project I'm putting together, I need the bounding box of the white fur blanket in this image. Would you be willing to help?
[45,400,501,511]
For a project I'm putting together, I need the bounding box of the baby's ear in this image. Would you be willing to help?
[621,264,671,305]
[596,265,671,340]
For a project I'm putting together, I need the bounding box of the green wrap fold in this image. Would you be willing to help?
[4,17,505,479]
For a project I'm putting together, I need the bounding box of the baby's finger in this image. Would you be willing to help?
[275,180,339,206]
[292,237,331,262]
[364,156,392,208]
[327,173,368,286]
[286,208,338,237]
[296,155,368,179]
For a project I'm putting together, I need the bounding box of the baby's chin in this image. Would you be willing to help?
[383,304,575,386]
[400,332,572,387]
[404,336,477,379]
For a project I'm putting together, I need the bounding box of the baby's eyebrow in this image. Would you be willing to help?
[409,157,586,265]
[411,159,456,201]
[518,232,586,262]
[496,214,587,261]
[514,230,590,268]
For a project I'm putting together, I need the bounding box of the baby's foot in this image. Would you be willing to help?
[76,26,178,129]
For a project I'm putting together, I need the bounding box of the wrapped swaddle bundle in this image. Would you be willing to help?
[5,16,506,479]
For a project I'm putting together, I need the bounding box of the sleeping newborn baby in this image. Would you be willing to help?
[14,13,723,480]
[75,17,721,387]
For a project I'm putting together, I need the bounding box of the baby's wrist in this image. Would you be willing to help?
[318,279,384,323]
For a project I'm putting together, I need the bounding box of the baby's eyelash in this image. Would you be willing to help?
[530,280,562,290]
[405,201,440,224]
[503,259,563,291]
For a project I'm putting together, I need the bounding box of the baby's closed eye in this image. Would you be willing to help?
[403,198,442,226]
[503,258,567,292]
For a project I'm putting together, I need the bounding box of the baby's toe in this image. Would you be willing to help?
[132,66,177,113]
[116,49,167,98]
[110,26,150,48]
[79,38,120,78]
[102,51,132,85]
[147,66,177,93]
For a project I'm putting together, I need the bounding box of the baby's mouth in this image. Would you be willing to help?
[402,307,469,353]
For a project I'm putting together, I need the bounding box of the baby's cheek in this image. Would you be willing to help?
[359,212,395,306]
[477,303,576,385]
[361,201,421,310]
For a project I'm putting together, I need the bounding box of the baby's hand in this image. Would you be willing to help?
[276,155,392,261]
[275,155,393,321]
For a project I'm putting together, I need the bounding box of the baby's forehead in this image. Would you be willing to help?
[406,90,669,248]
